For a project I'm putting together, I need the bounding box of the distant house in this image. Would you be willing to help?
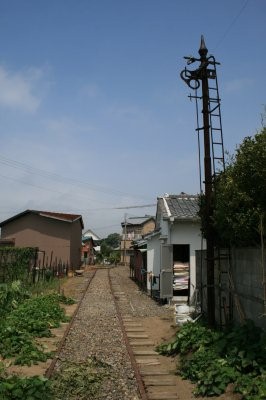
[0,210,84,268]
[120,217,155,266]
[81,236,95,265]
[83,229,101,253]
[146,193,205,302]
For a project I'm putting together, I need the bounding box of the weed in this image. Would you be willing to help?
[51,358,110,399]
[0,293,74,365]
[157,321,266,398]
[0,375,52,399]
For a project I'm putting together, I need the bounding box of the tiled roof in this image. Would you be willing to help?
[121,216,155,227]
[159,194,199,221]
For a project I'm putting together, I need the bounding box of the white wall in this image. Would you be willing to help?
[146,220,206,300]
[169,221,205,296]
[147,234,161,291]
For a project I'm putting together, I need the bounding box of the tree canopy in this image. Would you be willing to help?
[103,233,121,249]
[96,233,121,264]
[200,126,266,247]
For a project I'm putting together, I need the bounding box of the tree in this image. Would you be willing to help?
[199,126,266,246]
[96,233,121,265]
[100,241,112,258]
[103,233,121,249]
[108,251,120,265]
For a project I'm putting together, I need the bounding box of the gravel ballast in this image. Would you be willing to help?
[54,266,172,400]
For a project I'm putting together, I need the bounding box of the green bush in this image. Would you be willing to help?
[0,375,52,400]
[0,293,73,365]
[0,281,30,319]
[157,321,266,398]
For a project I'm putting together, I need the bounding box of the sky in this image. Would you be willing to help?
[0,0,265,237]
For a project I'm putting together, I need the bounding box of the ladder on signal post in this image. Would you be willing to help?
[206,55,226,180]
[205,58,235,327]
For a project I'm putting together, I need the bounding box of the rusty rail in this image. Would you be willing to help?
[108,268,149,400]
[45,267,148,400]
[45,269,97,378]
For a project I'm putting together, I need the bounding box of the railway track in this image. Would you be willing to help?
[45,267,179,400]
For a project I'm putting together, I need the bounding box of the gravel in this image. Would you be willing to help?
[54,265,172,400]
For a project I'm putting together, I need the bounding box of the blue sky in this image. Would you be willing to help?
[0,0,265,237]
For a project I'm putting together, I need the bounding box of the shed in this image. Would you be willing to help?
[146,193,205,302]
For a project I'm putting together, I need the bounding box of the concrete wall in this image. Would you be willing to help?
[196,248,266,330]
[147,233,161,292]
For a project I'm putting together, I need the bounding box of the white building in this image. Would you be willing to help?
[83,229,101,253]
[146,193,205,303]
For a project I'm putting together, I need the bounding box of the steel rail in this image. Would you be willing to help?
[108,268,149,400]
[45,269,97,378]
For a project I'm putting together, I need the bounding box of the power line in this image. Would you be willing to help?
[0,173,156,214]
[114,204,156,209]
[214,0,249,50]
[55,204,156,213]
[0,173,64,194]
[0,154,152,201]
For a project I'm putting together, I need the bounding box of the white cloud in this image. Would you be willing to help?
[0,65,42,112]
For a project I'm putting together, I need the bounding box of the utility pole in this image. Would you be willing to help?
[180,36,216,327]
[123,213,127,266]
[199,37,215,328]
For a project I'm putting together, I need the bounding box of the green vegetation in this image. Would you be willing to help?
[0,291,74,366]
[157,321,266,398]
[28,275,65,297]
[0,374,52,400]
[97,232,121,264]
[199,126,266,246]
[0,247,36,284]
[0,281,30,319]
[0,357,109,400]
[0,275,76,399]
[102,233,121,249]
[50,358,111,400]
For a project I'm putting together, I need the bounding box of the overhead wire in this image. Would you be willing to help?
[0,154,152,201]
[214,0,249,50]
[0,153,157,217]
[0,173,64,194]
